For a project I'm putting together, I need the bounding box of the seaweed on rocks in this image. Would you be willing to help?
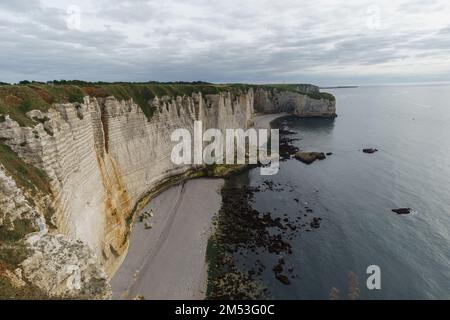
[279,137,300,160]
[216,185,294,253]
[207,180,310,299]
[207,120,325,299]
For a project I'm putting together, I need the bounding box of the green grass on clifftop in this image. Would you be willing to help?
[0,83,224,125]
[228,83,335,101]
[0,82,335,126]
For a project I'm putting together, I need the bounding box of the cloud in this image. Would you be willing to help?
[0,0,449,85]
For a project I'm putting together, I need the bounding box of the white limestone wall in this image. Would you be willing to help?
[0,90,254,274]
[254,88,336,117]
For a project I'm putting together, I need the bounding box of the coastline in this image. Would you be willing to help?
[253,112,289,130]
[205,113,308,299]
[111,113,287,300]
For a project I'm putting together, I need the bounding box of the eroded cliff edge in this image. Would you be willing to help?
[254,87,336,117]
[0,84,335,299]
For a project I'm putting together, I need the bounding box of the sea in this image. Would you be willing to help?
[225,84,450,299]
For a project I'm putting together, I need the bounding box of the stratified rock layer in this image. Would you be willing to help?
[254,88,336,117]
[0,87,335,298]
[0,90,254,286]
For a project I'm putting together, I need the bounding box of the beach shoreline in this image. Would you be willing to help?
[253,112,289,130]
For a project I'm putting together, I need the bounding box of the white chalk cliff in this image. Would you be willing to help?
[254,87,337,117]
[0,87,335,298]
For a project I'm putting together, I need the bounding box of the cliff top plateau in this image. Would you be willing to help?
[0,82,334,126]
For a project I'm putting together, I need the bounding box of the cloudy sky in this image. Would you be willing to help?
[1,0,450,85]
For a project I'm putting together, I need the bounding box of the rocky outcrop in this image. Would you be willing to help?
[254,88,336,117]
[294,151,327,164]
[0,164,110,299]
[22,233,111,299]
[0,165,39,228]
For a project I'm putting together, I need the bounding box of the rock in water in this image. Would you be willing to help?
[363,148,378,154]
[392,208,412,215]
[294,152,326,164]
[272,264,283,274]
[275,274,291,285]
[310,217,321,228]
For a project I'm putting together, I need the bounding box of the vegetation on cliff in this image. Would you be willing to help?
[0,81,335,126]
[229,83,335,102]
[0,207,48,300]
[0,144,50,196]
[0,241,49,300]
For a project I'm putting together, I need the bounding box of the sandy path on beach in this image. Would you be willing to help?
[111,178,224,300]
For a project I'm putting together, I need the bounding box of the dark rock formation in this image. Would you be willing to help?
[392,208,412,215]
[310,217,321,228]
[273,264,283,274]
[294,151,326,164]
[279,137,300,160]
[275,274,291,285]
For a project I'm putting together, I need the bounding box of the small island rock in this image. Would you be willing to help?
[275,274,291,285]
[294,151,326,164]
[392,208,412,215]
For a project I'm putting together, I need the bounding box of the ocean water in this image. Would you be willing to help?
[229,84,450,299]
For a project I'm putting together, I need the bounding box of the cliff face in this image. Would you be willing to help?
[254,88,336,117]
[0,90,254,298]
[0,162,111,299]
[0,85,334,299]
